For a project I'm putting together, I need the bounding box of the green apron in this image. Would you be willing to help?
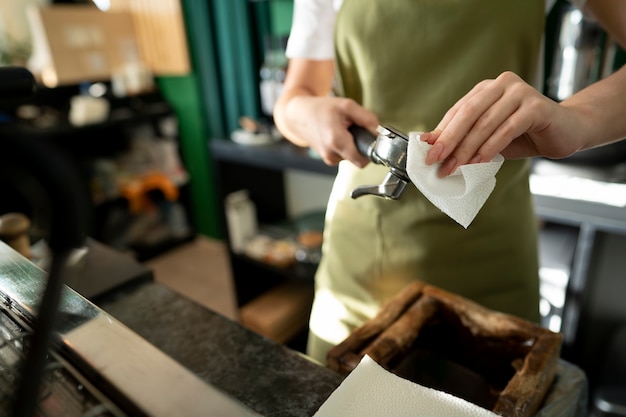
[307,0,545,362]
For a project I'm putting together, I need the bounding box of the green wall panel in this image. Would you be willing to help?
[158,75,220,239]
[182,0,225,138]
[165,0,295,239]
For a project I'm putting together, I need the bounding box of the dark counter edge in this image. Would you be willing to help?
[94,280,344,417]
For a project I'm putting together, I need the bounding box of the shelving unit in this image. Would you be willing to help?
[209,138,335,305]
[0,89,195,261]
[209,137,334,351]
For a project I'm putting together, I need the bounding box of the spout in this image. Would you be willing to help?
[350,173,409,200]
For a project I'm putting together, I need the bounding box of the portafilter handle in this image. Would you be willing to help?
[349,124,411,200]
[349,124,377,160]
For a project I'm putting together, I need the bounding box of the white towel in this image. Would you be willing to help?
[314,355,498,417]
[406,132,504,228]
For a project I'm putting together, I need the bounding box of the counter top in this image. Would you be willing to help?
[94,281,588,417]
[94,281,344,417]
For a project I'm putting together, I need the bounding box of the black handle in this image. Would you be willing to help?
[349,125,376,159]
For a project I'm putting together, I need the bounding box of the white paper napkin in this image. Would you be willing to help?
[406,132,504,228]
[314,355,498,417]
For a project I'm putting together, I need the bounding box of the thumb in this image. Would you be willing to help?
[348,107,379,133]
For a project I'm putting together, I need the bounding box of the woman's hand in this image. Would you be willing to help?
[421,71,586,176]
[274,58,379,168]
[277,95,378,168]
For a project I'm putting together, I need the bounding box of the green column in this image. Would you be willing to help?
[155,0,229,239]
[157,75,220,239]
[160,0,294,238]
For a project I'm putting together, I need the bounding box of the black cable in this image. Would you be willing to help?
[1,67,88,417]
[10,250,71,417]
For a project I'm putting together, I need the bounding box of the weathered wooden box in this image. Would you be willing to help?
[327,281,563,417]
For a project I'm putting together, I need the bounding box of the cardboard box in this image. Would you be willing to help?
[109,0,190,76]
[27,4,140,87]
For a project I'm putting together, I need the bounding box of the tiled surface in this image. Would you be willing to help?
[144,236,239,321]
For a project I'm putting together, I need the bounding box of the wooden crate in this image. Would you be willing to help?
[327,281,563,417]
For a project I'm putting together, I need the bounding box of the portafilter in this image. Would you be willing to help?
[349,124,411,200]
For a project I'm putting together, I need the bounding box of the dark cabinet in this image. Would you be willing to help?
[209,138,335,307]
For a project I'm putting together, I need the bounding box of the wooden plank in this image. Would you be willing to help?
[110,0,190,75]
[327,281,564,417]
[27,5,138,86]
[327,280,425,373]
[363,295,439,369]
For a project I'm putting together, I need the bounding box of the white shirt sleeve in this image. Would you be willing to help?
[285,0,340,60]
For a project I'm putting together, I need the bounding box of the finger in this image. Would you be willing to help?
[431,82,504,163]
[337,128,370,168]
[339,102,378,167]
[476,109,532,160]
[446,92,521,167]
[340,98,379,132]
[438,104,537,176]
[434,79,492,132]
[437,156,457,178]
[420,130,440,145]
[423,131,445,165]
[425,142,446,166]
[349,112,379,134]
[314,146,343,166]
[436,108,524,177]
[424,82,491,162]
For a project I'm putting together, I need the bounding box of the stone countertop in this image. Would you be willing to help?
[94,281,344,417]
[94,280,588,417]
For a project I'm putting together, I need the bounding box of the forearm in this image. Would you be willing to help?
[272,59,377,167]
[274,88,317,147]
[273,58,336,147]
[560,64,626,150]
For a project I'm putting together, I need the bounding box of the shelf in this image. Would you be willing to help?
[129,232,196,262]
[0,91,176,158]
[209,138,337,176]
[233,252,317,282]
[208,136,327,310]
[0,102,173,138]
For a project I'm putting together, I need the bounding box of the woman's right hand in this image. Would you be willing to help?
[277,95,378,168]
[421,65,626,177]
[273,59,378,168]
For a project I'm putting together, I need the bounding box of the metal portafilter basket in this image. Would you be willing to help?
[349,124,411,200]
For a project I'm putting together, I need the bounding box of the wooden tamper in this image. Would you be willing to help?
[0,212,32,259]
